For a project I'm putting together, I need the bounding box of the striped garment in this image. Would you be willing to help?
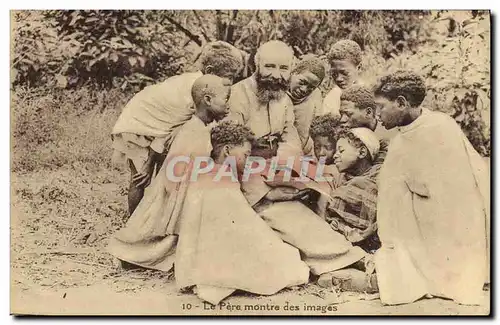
[325,139,389,253]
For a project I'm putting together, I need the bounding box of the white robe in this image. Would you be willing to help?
[110,116,309,305]
[108,115,211,271]
[375,108,490,305]
[176,169,310,305]
[111,71,203,167]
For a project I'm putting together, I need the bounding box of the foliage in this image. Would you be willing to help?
[379,10,433,59]
[11,10,490,158]
[361,11,490,156]
[11,11,59,89]
[197,10,432,74]
[12,10,432,90]
[12,10,189,91]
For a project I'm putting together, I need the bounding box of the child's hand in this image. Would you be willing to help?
[266,187,311,202]
[345,225,377,243]
[345,229,365,243]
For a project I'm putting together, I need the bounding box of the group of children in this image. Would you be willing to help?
[107,38,490,306]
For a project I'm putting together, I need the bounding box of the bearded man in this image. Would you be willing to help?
[226,41,367,279]
[226,40,302,159]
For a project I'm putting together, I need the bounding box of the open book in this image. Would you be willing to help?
[261,160,334,199]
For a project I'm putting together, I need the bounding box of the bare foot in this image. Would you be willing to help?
[317,268,378,294]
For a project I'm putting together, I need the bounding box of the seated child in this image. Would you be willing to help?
[175,121,309,305]
[373,70,489,305]
[309,112,380,253]
[326,128,381,253]
[308,113,343,193]
[314,127,380,293]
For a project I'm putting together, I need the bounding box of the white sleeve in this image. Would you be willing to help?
[319,87,342,118]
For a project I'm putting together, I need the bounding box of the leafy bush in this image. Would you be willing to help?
[12,10,189,92]
[11,11,59,88]
[379,10,433,59]
[214,10,432,76]
[11,10,490,162]
[361,11,490,156]
[12,10,433,90]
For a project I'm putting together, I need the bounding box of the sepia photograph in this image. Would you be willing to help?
[10,9,491,316]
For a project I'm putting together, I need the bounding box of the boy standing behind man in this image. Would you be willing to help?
[338,85,390,170]
[320,40,363,117]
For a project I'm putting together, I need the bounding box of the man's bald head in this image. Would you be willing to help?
[191,74,231,122]
[254,40,295,66]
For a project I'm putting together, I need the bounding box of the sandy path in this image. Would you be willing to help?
[11,282,490,316]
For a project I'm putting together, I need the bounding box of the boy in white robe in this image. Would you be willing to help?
[373,70,490,305]
[108,74,232,272]
[111,41,243,215]
[176,121,309,305]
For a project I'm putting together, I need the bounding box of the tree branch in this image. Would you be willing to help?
[192,10,212,42]
[293,46,304,57]
[268,10,279,40]
[225,10,238,43]
[163,14,203,46]
[216,10,225,40]
[234,11,259,47]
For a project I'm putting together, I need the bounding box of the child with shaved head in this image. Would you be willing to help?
[191,74,232,123]
[112,41,243,215]
[109,74,232,273]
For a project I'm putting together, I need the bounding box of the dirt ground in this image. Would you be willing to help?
[10,166,490,316]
